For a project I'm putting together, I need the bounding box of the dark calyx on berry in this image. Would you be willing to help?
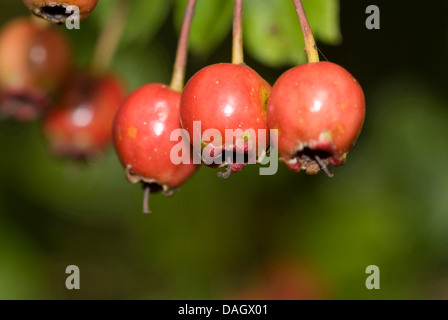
[22,0,99,23]
[291,148,334,177]
[0,89,47,121]
[203,148,250,177]
[34,4,71,23]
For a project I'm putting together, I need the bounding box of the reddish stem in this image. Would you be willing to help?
[170,0,197,92]
[292,0,319,63]
[232,0,244,64]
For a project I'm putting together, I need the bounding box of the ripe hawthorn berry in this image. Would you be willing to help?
[179,63,271,178]
[0,17,71,121]
[22,0,98,23]
[113,83,199,211]
[113,0,198,214]
[43,72,126,159]
[267,61,365,176]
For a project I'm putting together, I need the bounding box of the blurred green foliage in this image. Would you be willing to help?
[243,0,340,67]
[95,0,172,48]
[174,0,233,57]
[0,0,448,300]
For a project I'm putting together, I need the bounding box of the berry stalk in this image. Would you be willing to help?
[170,0,197,92]
[292,0,319,63]
[143,185,151,214]
[232,0,244,65]
[91,0,131,72]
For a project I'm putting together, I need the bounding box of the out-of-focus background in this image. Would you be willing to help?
[0,0,447,299]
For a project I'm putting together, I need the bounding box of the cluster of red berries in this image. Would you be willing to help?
[0,1,125,160]
[2,0,365,214]
[113,59,365,192]
[178,60,365,177]
[112,0,365,214]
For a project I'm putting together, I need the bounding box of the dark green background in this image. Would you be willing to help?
[0,0,447,299]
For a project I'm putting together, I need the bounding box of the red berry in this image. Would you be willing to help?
[22,0,98,23]
[0,17,71,121]
[113,83,198,192]
[179,63,271,176]
[43,72,126,159]
[267,61,365,175]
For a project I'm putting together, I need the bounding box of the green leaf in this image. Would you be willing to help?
[244,0,341,67]
[174,0,233,57]
[304,0,341,45]
[93,0,172,47]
